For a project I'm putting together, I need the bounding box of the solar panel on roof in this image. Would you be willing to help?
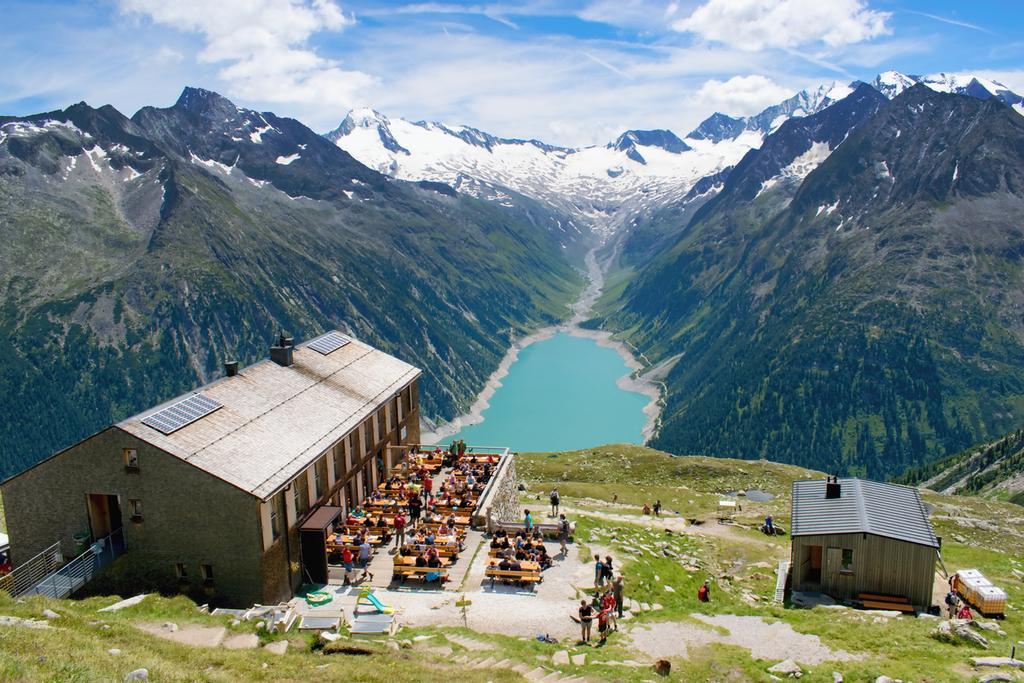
[307,331,351,355]
[141,394,222,434]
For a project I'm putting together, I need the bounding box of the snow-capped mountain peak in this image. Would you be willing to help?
[871,71,1023,111]
[608,129,691,164]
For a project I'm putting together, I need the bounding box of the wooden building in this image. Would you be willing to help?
[789,478,939,608]
[1,331,421,607]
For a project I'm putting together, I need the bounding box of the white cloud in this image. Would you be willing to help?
[695,74,791,115]
[118,0,375,111]
[673,0,891,52]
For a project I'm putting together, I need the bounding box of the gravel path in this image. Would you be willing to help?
[628,614,860,665]
[339,537,591,639]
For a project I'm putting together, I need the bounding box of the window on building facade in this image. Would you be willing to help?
[333,443,344,482]
[840,548,854,574]
[270,492,285,540]
[403,386,412,414]
[123,448,139,471]
[294,475,310,516]
[314,456,328,499]
[129,499,143,521]
[391,396,399,430]
[200,564,214,583]
[175,563,188,580]
[350,429,361,467]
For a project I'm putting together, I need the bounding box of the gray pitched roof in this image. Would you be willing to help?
[118,333,420,500]
[790,478,939,548]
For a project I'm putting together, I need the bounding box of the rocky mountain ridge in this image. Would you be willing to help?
[0,88,581,477]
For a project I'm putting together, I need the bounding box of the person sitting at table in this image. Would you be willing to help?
[498,557,512,571]
[446,513,457,527]
[515,547,527,561]
[415,552,428,567]
[439,522,452,537]
[537,547,552,570]
[427,553,441,569]
[362,515,374,528]
[425,531,436,546]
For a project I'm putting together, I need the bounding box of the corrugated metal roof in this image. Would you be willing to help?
[118,334,420,500]
[790,478,938,548]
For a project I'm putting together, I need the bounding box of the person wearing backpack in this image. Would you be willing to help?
[557,514,570,556]
[945,590,959,618]
[550,488,560,517]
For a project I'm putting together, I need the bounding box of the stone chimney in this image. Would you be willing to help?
[270,332,294,367]
[224,360,239,377]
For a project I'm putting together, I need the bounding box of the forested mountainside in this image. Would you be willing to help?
[895,428,1024,505]
[599,84,1024,478]
[0,88,581,477]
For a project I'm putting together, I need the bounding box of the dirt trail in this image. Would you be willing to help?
[555,503,764,543]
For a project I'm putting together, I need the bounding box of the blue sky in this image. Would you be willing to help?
[2,0,1022,146]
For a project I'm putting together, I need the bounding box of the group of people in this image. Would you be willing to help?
[578,570,624,645]
[332,537,376,584]
[640,500,663,517]
[491,528,553,569]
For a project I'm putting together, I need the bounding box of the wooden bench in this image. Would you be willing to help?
[858,593,914,613]
[485,568,542,588]
[392,565,449,584]
[861,600,915,613]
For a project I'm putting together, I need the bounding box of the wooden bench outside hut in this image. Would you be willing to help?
[790,478,939,610]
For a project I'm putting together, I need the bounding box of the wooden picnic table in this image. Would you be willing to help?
[328,533,381,546]
[486,558,540,572]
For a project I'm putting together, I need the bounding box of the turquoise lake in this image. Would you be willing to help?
[448,332,649,452]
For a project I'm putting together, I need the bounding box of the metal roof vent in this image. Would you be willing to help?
[825,476,841,499]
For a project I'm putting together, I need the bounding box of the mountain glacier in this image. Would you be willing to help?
[328,71,1023,239]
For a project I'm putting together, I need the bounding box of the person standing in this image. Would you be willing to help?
[698,579,711,602]
[601,588,617,632]
[393,511,407,549]
[653,500,662,517]
[557,514,570,557]
[764,514,775,535]
[603,555,614,585]
[594,554,605,590]
[408,495,422,528]
[578,599,593,643]
[341,546,355,585]
[524,509,534,533]
[358,538,374,582]
[550,488,560,517]
[612,575,625,619]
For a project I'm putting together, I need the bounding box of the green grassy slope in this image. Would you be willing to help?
[3,446,1023,681]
